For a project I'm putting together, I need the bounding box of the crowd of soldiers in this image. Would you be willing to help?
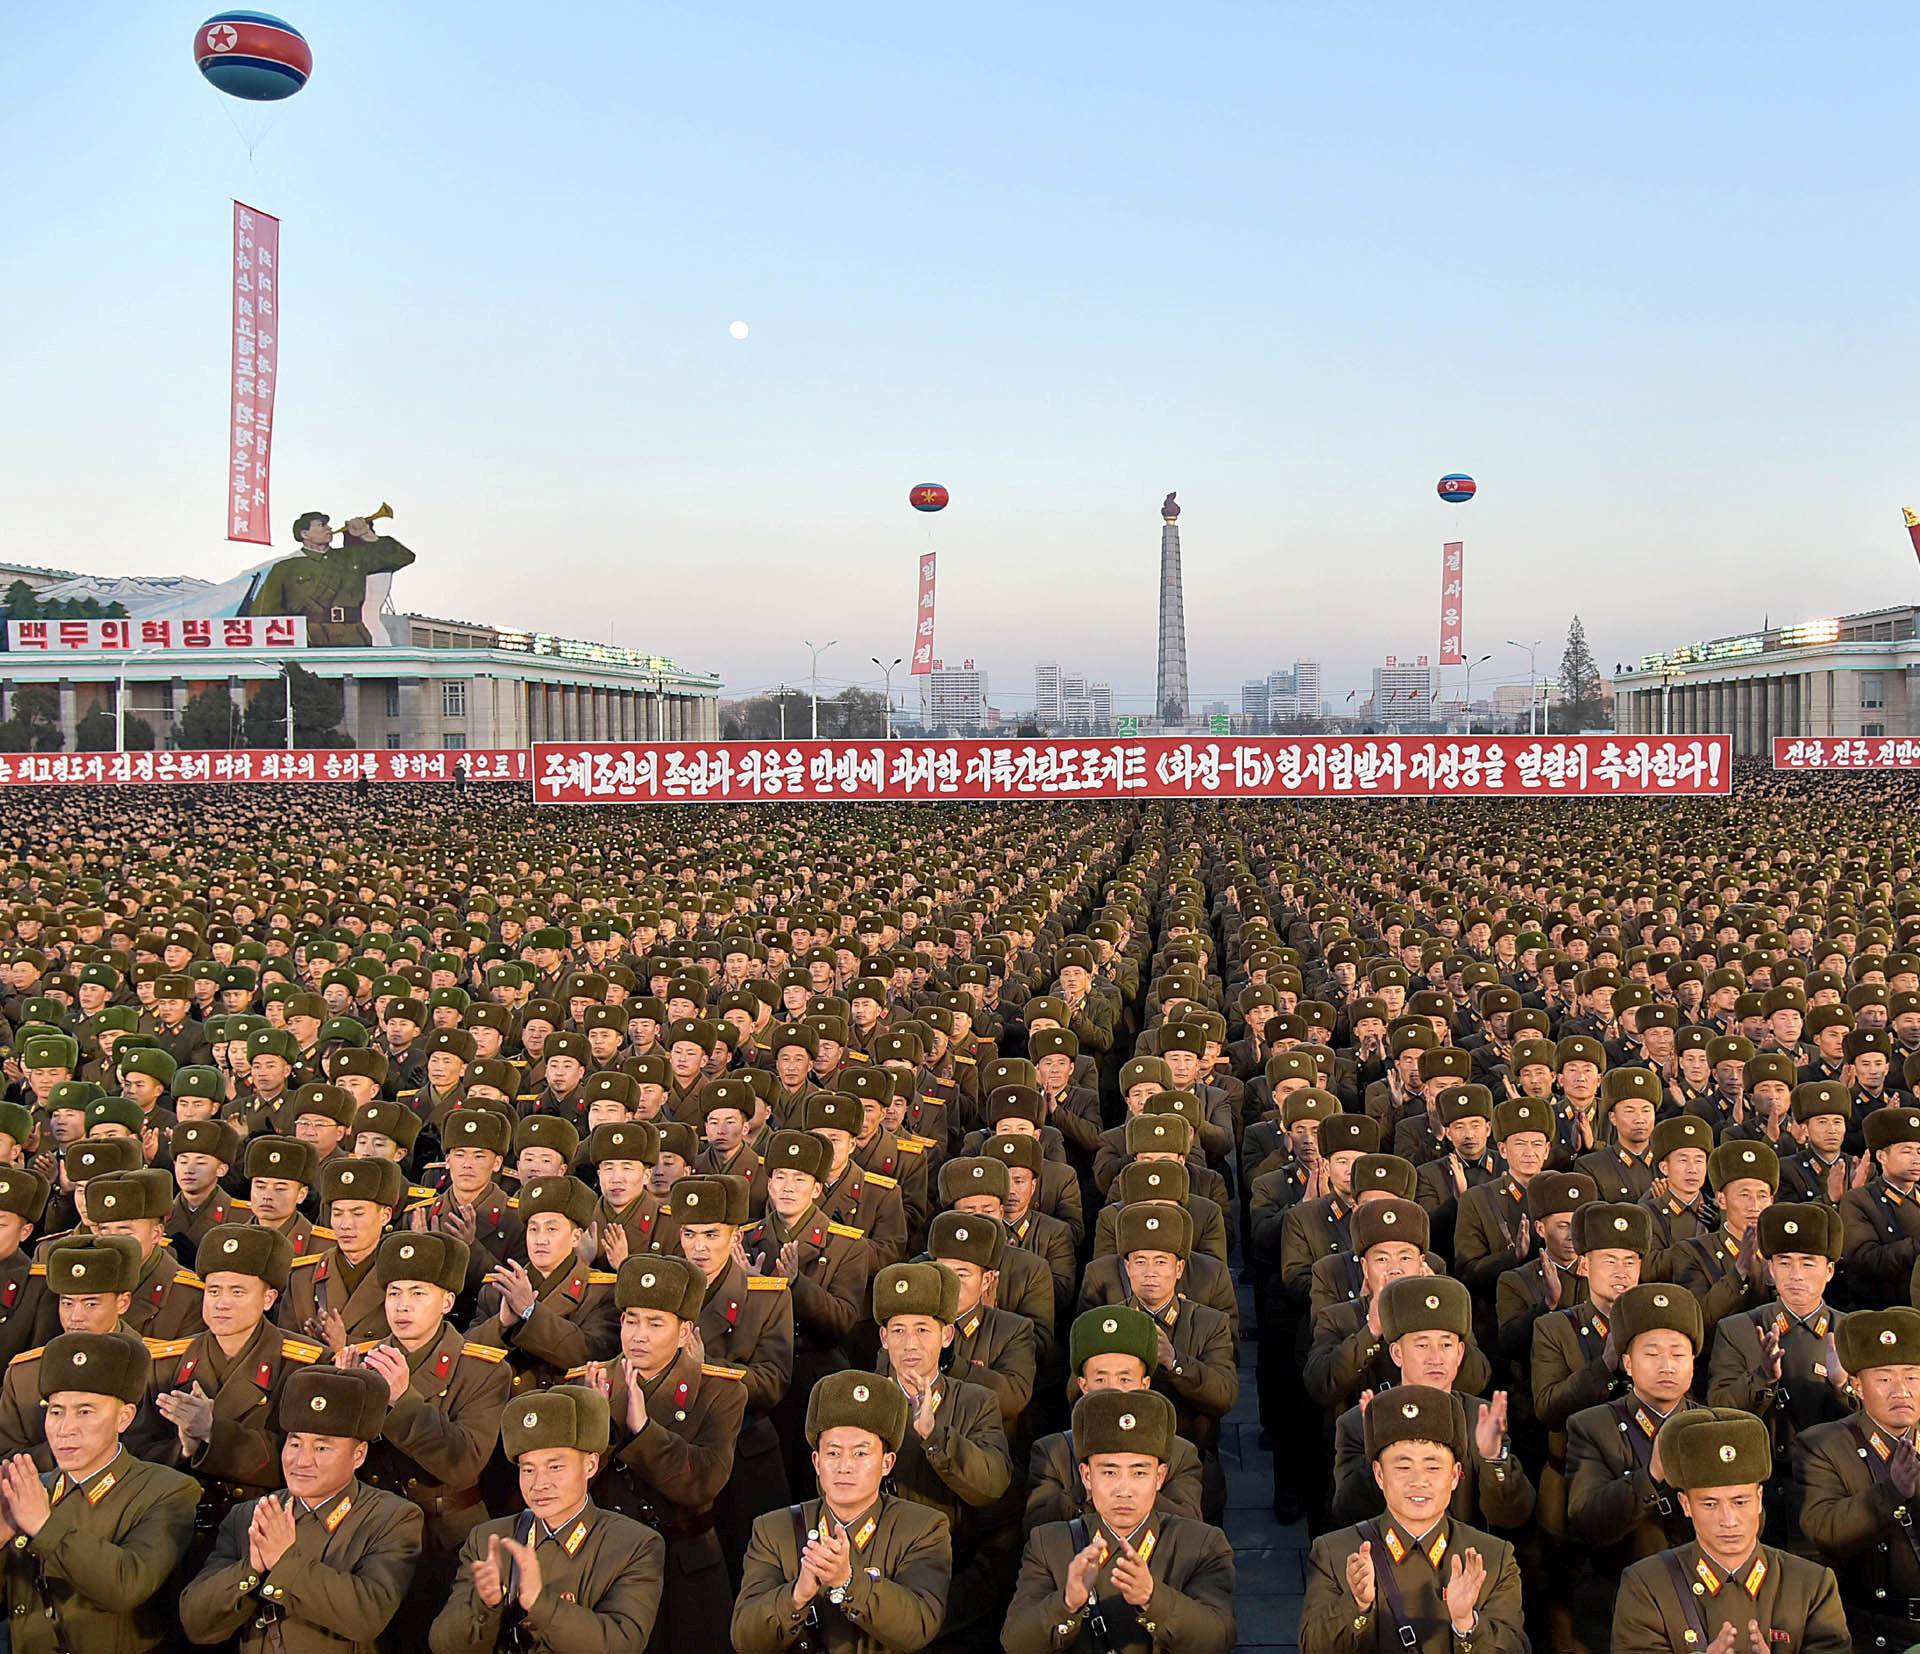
[0,775,1917,1650]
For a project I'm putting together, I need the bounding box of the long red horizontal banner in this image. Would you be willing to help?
[1774,737,1920,770]
[533,736,1730,803]
[0,749,528,786]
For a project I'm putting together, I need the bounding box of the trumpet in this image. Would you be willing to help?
[333,502,394,539]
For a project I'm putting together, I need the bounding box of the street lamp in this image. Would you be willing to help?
[805,640,836,739]
[238,658,296,750]
[1462,653,1491,734]
[1507,639,1543,735]
[871,656,902,739]
[114,647,167,753]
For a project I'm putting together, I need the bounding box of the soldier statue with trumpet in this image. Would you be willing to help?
[246,502,414,646]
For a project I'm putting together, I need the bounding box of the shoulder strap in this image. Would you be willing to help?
[1661,1549,1713,1649]
[789,1504,822,1646]
[1356,1520,1418,1648]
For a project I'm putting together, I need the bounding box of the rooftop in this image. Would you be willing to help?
[1633,604,1919,672]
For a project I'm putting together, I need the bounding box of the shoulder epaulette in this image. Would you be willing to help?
[747,1274,789,1290]
[864,1171,898,1190]
[172,1270,204,1290]
[827,1221,865,1240]
[701,1361,747,1380]
[310,1226,336,1240]
[143,1336,194,1358]
[894,1138,926,1154]
[8,1346,42,1367]
[844,1050,871,1063]
[564,1361,593,1380]
[289,1253,326,1268]
[588,1270,618,1284]
[953,1052,977,1065]
[407,1186,436,1201]
[27,1265,44,1278]
[227,1197,252,1210]
[461,1341,508,1363]
[395,1088,420,1099]
[280,1338,324,1364]
[504,1197,520,1209]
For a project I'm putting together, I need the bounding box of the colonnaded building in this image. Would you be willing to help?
[1614,605,1920,756]
[0,547,720,751]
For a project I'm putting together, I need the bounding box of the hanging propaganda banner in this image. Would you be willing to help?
[0,748,529,787]
[533,734,1730,804]
[1439,541,1465,664]
[911,552,937,674]
[6,617,305,653]
[1774,737,1920,770]
[228,201,281,545]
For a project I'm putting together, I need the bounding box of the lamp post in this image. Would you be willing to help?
[240,658,296,750]
[1461,653,1491,734]
[1507,639,1542,735]
[871,656,902,738]
[805,640,836,739]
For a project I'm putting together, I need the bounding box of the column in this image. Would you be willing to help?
[56,680,77,751]
[337,674,360,747]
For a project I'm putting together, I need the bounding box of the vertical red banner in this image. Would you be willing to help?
[1439,540,1464,664]
[228,201,281,545]
[911,551,937,674]
[1904,508,1920,566]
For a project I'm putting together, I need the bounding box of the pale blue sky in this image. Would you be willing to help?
[5,4,1918,711]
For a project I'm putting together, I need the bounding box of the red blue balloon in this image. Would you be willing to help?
[195,11,311,102]
[909,484,949,513]
[1437,473,1476,503]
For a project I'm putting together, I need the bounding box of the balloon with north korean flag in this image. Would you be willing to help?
[195,10,312,101]
[1437,474,1477,504]
[909,484,950,513]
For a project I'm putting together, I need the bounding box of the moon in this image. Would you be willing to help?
[729,321,750,341]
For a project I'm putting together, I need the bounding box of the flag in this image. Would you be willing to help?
[1906,507,1920,566]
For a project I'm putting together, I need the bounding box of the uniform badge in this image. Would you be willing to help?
[563,1520,588,1555]
[85,1471,116,1504]
[326,1496,353,1532]
[176,1356,198,1387]
[725,1299,740,1328]
[435,1350,454,1381]
[254,1360,274,1390]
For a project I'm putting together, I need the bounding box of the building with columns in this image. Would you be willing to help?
[1614,606,1919,756]
[0,607,720,751]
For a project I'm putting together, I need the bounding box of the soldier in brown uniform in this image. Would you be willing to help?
[341,1229,508,1633]
[731,1368,954,1654]
[0,1166,51,1366]
[744,1127,872,1492]
[135,1221,319,1557]
[243,1135,332,1259]
[694,1075,773,1213]
[987,1133,1079,1326]
[1300,1384,1528,1653]
[409,1108,525,1294]
[0,1236,149,1464]
[1643,1114,1718,1279]
[179,1365,424,1654]
[276,1157,405,1346]
[1613,1409,1849,1653]
[926,1208,1037,1432]
[810,1089,908,1270]
[1005,1386,1235,1654]
[1841,1105,1920,1307]
[584,1119,676,1263]
[673,1172,793,1586]
[430,1383,665,1651]
[468,1175,617,1394]
[86,1168,205,1338]
[0,1330,200,1654]
[1793,1305,1920,1651]
[578,1252,745,1652]
[1565,1281,1708,1652]
[164,1119,247,1267]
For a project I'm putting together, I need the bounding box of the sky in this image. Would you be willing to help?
[5,4,1920,714]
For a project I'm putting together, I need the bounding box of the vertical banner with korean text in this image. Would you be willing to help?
[911,552,937,674]
[1439,541,1465,664]
[228,202,281,545]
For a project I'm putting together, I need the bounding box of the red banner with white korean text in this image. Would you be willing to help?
[533,735,1730,804]
[0,749,528,786]
[6,617,305,653]
[1440,542,1464,664]
[228,201,281,544]
[911,552,936,674]
[1774,737,1920,769]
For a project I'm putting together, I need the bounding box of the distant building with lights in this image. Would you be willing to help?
[1614,606,1919,755]
[920,663,991,733]
[1372,658,1435,730]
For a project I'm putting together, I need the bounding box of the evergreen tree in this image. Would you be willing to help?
[178,687,240,750]
[1556,615,1609,731]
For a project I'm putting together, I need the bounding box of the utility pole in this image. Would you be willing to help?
[1463,652,1491,734]
[805,640,836,739]
[776,683,788,739]
[1507,639,1542,735]
[872,656,902,738]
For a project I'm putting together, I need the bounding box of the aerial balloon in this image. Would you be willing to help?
[1437,473,1476,503]
[195,11,311,102]
[909,484,949,513]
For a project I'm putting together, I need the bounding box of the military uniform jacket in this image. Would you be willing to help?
[1611,1541,1849,1654]
[1641,1188,1716,1281]
[274,1243,391,1343]
[408,1180,525,1274]
[0,1249,49,1368]
[429,1501,665,1654]
[1841,1177,1920,1306]
[135,1318,322,1504]
[1565,1395,1699,1560]
[0,1448,200,1654]
[947,1300,1037,1428]
[121,1244,204,1339]
[358,1322,511,1534]
[852,1131,927,1242]
[699,1138,773,1216]
[1300,1515,1527,1654]
[1093,1192,1229,1269]
[470,1258,619,1391]
[1794,1411,1920,1643]
[1776,1148,1860,1207]
[1007,1206,1078,1311]
[246,1209,333,1261]
[1003,1512,1237,1654]
[731,1493,951,1654]
[1707,1301,1851,1447]
[0,1325,159,1467]
[1493,1254,1587,1364]
[1452,1174,1530,1295]
[1304,1296,1494,1415]
[696,1258,793,1414]
[592,1189,678,1263]
[874,1367,1013,1535]
[1329,1393,1535,1531]
[1074,1252,1240,1341]
[1670,1228,1769,1338]
[1279,1193,1354,1302]
[740,1206,870,1354]
[1576,1143,1657,1204]
[1093,1129,1223,1209]
[1530,1300,1621,1434]
[589,1347,746,1533]
[819,1162,908,1270]
[178,1478,424,1654]
[1134,1296,1237,1450]
[165,1188,249,1267]
[1022,1429,1206,1537]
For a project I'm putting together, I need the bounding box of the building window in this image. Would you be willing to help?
[441,680,467,719]
[385,734,403,749]
[383,682,401,718]
[442,733,467,751]
[1860,672,1885,709]
[1864,723,1886,737]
